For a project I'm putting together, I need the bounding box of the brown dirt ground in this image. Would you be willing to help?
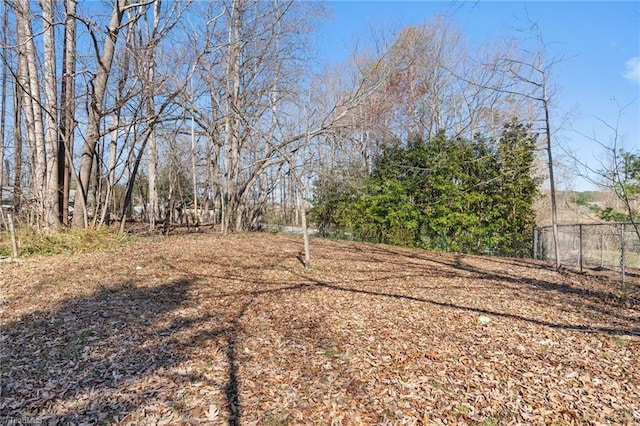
[1,232,639,425]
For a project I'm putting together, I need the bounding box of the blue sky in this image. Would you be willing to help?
[315,1,640,191]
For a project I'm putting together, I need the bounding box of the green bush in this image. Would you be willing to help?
[311,122,539,257]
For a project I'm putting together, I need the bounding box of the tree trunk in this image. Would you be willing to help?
[211,140,222,224]
[191,98,199,226]
[13,82,23,214]
[59,0,77,226]
[42,0,61,230]
[16,0,49,228]
[99,117,118,228]
[0,0,7,206]
[300,195,310,268]
[222,0,242,233]
[148,89,159,229]
[543,97,561,269]
[120,131,152,232]
[147,0,161,230]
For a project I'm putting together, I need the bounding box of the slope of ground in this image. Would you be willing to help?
[1,232,639,425]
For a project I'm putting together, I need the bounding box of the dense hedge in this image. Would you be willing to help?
[311,122,540,257]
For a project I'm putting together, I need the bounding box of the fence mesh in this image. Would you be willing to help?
[534,223,640,280]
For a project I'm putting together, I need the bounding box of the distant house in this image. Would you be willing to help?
[0,187,74,211]
[1,186,18,210]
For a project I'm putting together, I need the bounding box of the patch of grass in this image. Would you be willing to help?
[62,343,82,359]
[430,380,443,389]
[613,337,627,347]
[264,409,290,426]
[99,410,123,425]
[455,404,471,414]
[200,361,215,371]
[476,420,498,426]
[605,409,639,423]
[0,227,133,257]
[323,347,340,357]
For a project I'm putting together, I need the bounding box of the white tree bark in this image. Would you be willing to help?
[42,0,61,230]
[15,0,49,229]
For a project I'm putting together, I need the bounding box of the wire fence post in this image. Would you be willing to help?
[533,228,538,259]
[579,224,583,272]
[600,232,604,269]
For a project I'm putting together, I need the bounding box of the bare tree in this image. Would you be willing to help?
[320,19,537,183]
[72,0,135,228]
[192,0,332,232]
[492,51,563,269]
[440,29,564,268]
[571,100,640,241]
[140,0,185,229]
[287,142,316,268]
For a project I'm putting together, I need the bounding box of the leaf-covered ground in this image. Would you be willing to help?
[1,232,639,425]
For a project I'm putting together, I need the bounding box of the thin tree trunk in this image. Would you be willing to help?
[13,81,23,214]
[191,91,199,226]
[147,0,161,231]
[91,140,102,228]
[543,96,561,269]
[212,142,222,224]
[148,92,158,229]
[99,118,118,228]
[300,202,310,268]
[120,129,154,232]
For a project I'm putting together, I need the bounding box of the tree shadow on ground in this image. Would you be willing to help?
[290,260,640,336]
[0,269,319,425]
[362,244,639,310]
[0,278,246,424]
[302,276,640,337]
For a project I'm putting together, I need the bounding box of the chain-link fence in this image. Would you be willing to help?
[534,223,640,282]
